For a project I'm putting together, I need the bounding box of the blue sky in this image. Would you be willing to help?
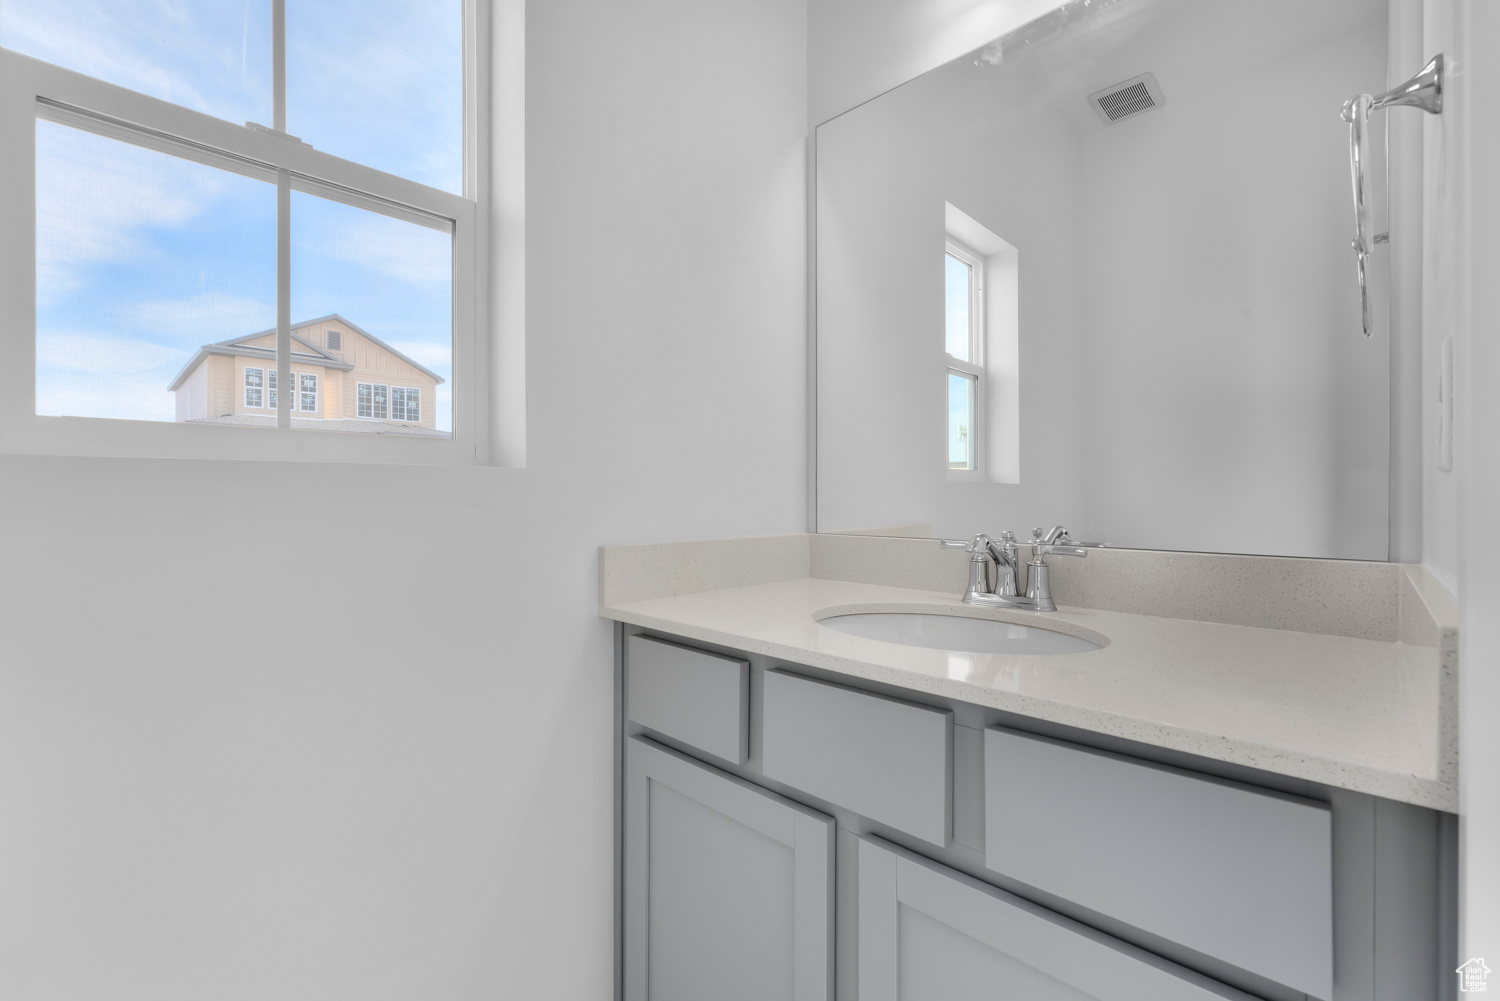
[946,253,971,466]
[3,0,460,431]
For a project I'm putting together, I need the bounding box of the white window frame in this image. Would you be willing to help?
[298,372,318,414]
[357,382,389,420]
[945,239,985,479]
[391,385,421,423]
[0,1,489,464]
[244,367,265,409]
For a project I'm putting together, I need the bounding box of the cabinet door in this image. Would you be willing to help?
[626,737,834,1001]
[857,837,1255,1001]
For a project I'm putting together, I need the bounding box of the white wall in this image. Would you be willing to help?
[808,0,1058,124]
[1448,0,1500,965]
[0,0,809,996]
[816,1,1392,558]
[1075,10,1389,559]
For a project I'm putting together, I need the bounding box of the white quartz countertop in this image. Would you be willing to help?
[601,576,1453,811]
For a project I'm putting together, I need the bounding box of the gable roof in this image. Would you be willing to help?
[167,313,447,390]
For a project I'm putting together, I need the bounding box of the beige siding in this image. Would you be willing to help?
[341,328,440,429]
[324,370,345,419]
[209,355,234,416]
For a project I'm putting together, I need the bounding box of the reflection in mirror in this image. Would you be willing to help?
[816,0,1414,559]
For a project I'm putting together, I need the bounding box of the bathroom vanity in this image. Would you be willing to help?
[605,0,1460,997]
[601,534,1459,1001]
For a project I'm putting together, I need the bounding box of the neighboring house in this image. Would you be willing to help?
[168,314,448,438]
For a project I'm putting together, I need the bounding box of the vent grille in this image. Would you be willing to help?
[1098,81,1153,120]
[1088,72,1164,125]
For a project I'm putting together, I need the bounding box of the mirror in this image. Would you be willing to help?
[815,0,1413,559]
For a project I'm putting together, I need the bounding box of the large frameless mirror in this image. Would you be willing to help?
[816,0,1421,559]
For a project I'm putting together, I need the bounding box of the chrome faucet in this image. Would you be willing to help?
[940,526,1096,612]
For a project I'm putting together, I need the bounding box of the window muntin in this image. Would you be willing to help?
[245,368,265,409]
[391,386,420,423]
[948,372,976,471]
[298,372,318,413]
[268,368,278,411]
[0,5,482,463]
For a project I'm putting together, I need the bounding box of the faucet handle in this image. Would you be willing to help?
[1030,525,1087,558]
[941,534,992,554]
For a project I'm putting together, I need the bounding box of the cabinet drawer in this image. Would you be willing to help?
[762,671,951,846]
[626,634,748,764]
[985,727,1331,998]
[859,836,1252,1001]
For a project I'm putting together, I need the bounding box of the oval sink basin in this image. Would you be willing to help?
[819,612,1101,655]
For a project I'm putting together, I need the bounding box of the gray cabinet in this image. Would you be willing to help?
[762,670,952,846]
[614,625,1452,1001]
[625,736,835,1001]
[857,837,1252,1001]
[985,727,1333,997]
[626,634,749,764]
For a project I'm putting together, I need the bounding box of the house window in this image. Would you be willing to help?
[244,368,264,409]
[357,383,388,420]
[299,373,318,413]
[0,2,481,461]
[392,387,420,423]
[945,241,984,472]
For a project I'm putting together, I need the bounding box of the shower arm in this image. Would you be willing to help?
[1341,54,1443,337]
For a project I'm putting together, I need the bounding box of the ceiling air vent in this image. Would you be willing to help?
[1089,72,1164,124]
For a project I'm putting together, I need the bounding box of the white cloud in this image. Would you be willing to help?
[0,0,269,121]
[322,213,452,288]
[122,293,274,341]
[36,124,227,305]
[35,328,186,421]
[384,339,453,372]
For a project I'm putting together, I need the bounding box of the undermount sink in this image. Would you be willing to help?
[818,611,1102,655]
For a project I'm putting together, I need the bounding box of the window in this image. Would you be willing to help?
[945,241,984,473]
[392,387,421,423]
[299,373,319,414]
[357,383,388,420]
[0,1,484,463]
[244,368,265,409]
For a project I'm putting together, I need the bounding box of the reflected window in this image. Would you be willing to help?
[945,240,984,472]
[948,372,976,470]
